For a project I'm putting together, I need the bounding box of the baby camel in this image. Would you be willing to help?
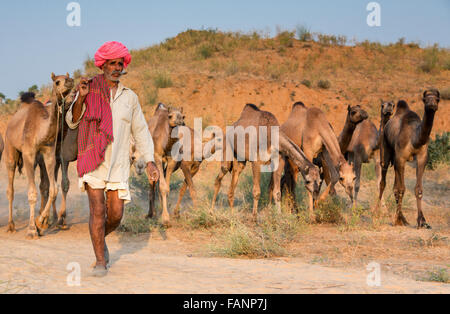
[376,90,440,228]
[4,73,74,238]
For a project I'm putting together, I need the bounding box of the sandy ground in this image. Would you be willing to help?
[0,162,449,294]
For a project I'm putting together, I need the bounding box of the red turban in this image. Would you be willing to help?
[94,41,132,69]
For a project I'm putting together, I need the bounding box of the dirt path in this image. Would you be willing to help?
[0,164,448,294]
[0,223,448,294]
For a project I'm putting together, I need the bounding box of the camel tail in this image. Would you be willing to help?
[17,152,23,175]
[21,92,35,104]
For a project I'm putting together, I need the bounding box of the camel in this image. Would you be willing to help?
[132,119,204,221]
[211,104,321,218]
[376,90,440,228]
[276,102,356,220]
[37,87,79,229]
[133,103,196,226]
[4,73,74,238]
[321,105,368,198]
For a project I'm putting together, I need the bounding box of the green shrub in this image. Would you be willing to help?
[277,31,295,48]
[296,25,312,42]
[315,196,345,224]
[197,44,214,59]
[427,132,450,169]
[301,79,312,88]
[317,79,331,89]
[153,72,173,88]
[118,204,156,234]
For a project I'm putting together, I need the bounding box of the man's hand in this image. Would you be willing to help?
[146,162,160,183]
[78,77,90,99]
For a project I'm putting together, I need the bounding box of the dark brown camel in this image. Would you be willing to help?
[376,90,440,228]
[211,104,321,218]
[4,73,74,238]
[277,102,356,220]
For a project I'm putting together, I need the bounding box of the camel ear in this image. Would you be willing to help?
[51,73,56,81]
[347,105,351,112]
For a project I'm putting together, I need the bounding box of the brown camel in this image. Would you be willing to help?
[4,73,74,238]
[321,105,368,198]
[38,87,79,229]
[133,103,197,226]
[132,121,204,221]
[376,90,440,229]
[277,102,356,219]
[211,104,321,218]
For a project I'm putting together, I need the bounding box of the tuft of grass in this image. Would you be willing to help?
[419,44,449,73]
[315,196,345,224]
[211,208,306,258]
[419,268,450,283]
[296,25,312,42]
[179,205,231,230]
[197,44,214,59]
[362,162,376,181]
[276,31,295,48]
[153,72,173,88]
[118,204,156,235]
[301,79,312,88]
[317,79,331,89]
[427,132,450,170]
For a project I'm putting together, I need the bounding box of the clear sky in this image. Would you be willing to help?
[0,0,449,98]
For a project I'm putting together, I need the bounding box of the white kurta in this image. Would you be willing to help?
[66,82,154,201]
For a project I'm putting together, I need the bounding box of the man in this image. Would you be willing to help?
[67,41,160,277]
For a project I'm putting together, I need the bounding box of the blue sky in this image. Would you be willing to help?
[0,0,449,98]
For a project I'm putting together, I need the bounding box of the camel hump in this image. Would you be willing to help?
[245,103,260,111]
[292,101,306,109]
[21,92,35,104]
[396,100,409,111]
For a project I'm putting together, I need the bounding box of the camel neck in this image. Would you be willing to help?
[338,117,356,153]
[413,108,436,149]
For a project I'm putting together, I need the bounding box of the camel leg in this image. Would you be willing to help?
[318,149,338,203]
[174,162,200,216]
[320,154,336,196]
[375,143,392,214]
[393,157,409,226]
[57,160,70,228]
[211,161,231,211]
[228,161,246,214]
[251,162,261,218]
[36,147,58,233]
[155,156,170,226]
[147,181,157,219]
[22,151,39,239]
[37,155,50,217]
[271,157,285,213]
[353,155,362,208]
[5,145,18,233]
[178,162,198,213]
[415,151,430,229]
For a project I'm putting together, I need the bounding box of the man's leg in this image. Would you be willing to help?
[105,190,124,236]
[86,185,107,268]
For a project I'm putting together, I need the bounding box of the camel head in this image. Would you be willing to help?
[338,161,356,201]
[303,165,321,201]
[51,73,75,105]
[423,89,440,112]
[130,144,147,176]
[347,105,368,124]
[381,100,395,118]
[168,106,185,127]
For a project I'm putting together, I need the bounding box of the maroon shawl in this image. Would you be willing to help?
[77,74,114,177]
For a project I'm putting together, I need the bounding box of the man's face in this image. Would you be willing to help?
[102,58,125,82]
